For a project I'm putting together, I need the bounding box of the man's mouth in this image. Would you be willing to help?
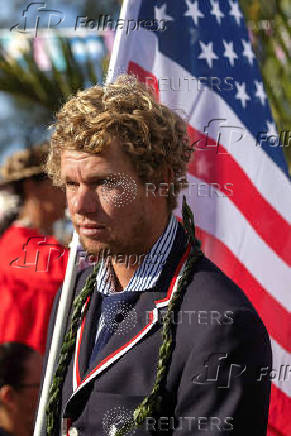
[79,224,106,236]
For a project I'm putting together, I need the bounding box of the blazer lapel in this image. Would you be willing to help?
[70,222,190,401]
[76,287,102,382]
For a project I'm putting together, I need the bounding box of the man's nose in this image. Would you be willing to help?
[71,186,99,215]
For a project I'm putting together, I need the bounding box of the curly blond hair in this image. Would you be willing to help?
[47,74,192,212]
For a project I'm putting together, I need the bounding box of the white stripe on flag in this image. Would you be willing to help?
[175,174,291,312]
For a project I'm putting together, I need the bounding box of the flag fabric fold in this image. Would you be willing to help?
[107,1,291,435]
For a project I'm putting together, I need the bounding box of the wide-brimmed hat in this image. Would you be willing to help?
[0,143,49,184]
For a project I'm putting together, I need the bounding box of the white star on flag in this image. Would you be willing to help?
[235,81,250,108]
[254,81,267,105]
[229,0,243,25]
[185,0,204,26]
[210,0,224,24]
[154,4,174,23]
[198,41,218,68]
[242,39,255,65]
[266,121,277,138]
[223,40,238,66]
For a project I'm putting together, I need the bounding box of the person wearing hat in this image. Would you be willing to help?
[0,144,68,355]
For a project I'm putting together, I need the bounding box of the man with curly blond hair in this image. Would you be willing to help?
[43,75,271,436]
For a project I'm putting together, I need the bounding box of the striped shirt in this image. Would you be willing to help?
[90,215,178,361]
[95,215,178,294]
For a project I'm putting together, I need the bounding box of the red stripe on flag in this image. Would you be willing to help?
[268,384,291,436]
[187,125,291,267]
[195,226,291,354]
[128,61,159,101]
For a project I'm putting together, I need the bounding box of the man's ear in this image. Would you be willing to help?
[0,385,14,407]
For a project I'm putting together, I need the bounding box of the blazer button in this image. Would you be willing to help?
[114,312,124,323]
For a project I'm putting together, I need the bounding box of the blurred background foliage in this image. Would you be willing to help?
[0,0,289,170]
[239,0,291,168]
[0,0,119,164]
[0,37,106,113]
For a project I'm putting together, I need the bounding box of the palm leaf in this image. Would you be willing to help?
[0,35,103,113]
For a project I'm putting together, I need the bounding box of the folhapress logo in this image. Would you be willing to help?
[9,236,66,272]
[10,2,64,37]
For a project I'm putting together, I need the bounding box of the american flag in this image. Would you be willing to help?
[106,0,291,434]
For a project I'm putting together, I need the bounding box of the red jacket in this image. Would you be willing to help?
[0,225,68,354]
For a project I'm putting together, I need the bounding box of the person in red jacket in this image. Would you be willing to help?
[0,144,68,354]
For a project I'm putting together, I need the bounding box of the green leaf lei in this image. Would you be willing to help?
[46,196,203,436]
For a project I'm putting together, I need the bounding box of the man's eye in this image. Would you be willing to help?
[66,181,79,188]
[93,179,107,188]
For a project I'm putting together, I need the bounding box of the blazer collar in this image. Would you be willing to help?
[69,222,190,402]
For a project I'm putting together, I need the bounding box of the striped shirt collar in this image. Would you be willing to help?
[95,215,178,295]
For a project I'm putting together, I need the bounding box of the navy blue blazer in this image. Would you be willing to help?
[44,223,272,435]
[0,428,11,436]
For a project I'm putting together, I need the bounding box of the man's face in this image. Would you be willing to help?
[61,138,167,257]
